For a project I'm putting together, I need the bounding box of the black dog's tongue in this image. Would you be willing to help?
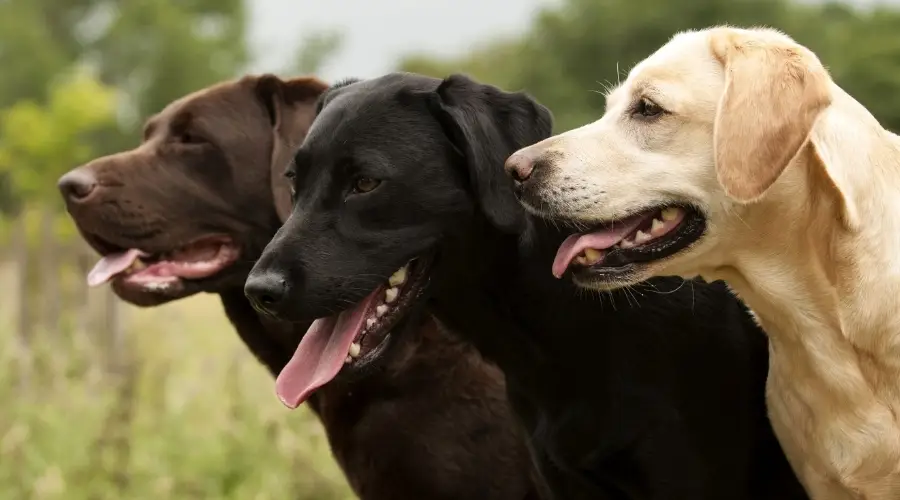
[274,288,381,408]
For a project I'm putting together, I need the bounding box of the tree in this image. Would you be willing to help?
[399,0,900,133]
[0,70,117,207]
[0,0,249,214]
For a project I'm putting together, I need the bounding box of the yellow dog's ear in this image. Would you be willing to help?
[711,28,832,203]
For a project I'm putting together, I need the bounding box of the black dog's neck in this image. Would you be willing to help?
[428,213,639,403]
[429,216,554,382]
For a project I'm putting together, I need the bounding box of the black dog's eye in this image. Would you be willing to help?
[633,98,664,119]
[352,177,381,194]
[284,170,296,181]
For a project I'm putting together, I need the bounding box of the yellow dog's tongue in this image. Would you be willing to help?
[274,288,382,408]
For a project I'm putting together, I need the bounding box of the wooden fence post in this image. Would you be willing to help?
[39,208,60,336]
[104,287,123,375]
[13,214,31,391]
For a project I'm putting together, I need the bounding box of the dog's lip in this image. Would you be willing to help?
[274,252,435,408]
[337,253,435,370]
[85,233,241,291]
[554,204,707,278]
[91,233,236,258]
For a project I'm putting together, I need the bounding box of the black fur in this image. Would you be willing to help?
[248,72,808,500]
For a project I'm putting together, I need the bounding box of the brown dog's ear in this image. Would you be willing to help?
[252,74,328,222]
[711,28,832,203]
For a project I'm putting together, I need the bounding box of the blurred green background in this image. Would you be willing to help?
[2,0,899,498]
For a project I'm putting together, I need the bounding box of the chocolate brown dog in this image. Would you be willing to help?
[58,74,539,500]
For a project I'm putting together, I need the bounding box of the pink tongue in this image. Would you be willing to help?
[87,249,148,287]
[551,214,650,278]
[275,288,382,409]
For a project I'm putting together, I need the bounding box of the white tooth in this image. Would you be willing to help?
[388,266,408,287]
[385,287,399,303]
[620,238,635,249]
[661,207,680,222]
[376,305,388,317]
[650,218,666,236]
[366,318,376,329]
[574,255,587,266]
[583,248,602,265]
[634,230,652,244]
[345,356,352,364]
[349,342,361,358]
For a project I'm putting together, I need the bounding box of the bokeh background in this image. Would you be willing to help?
[2,0,899,498]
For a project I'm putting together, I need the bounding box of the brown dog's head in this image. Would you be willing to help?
[59,74,327,306]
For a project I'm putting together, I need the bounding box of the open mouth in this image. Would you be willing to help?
[552,205,706,280]
[275,255,433,409]
[85,235,240,293]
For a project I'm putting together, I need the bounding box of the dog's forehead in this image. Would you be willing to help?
[613,30,723,110]
[148,83,254,133]
[307,78,434,147]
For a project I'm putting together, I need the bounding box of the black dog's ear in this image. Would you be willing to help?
[424,74,553,233]
[251,74,329,222]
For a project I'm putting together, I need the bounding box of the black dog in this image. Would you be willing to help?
[246,73,808,500]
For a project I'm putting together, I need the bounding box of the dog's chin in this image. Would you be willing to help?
[550,203,708,291]
[109,263,249,307]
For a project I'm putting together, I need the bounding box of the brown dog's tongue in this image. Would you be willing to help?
[274,288,381,408]
[87,249,148,287]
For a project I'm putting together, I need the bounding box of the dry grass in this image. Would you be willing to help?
[0,263,355,500]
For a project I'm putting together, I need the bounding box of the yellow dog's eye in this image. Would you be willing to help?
[635,98,664,118]
[353,177,381,194]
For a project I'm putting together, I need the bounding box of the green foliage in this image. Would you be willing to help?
[0,1,355,496]
[89,0,249,122]
[0,0,251,214]
[399,0,900,133]
[0,72,117,206]
[0,288,354,500]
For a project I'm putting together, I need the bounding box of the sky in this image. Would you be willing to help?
[247,0,556,82]
[246,0,887,82]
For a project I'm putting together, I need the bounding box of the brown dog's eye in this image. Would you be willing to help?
[179,132,206,145]
[352,177,381,194]
[633,98,664,118]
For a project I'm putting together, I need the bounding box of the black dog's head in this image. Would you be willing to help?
[58,75,327,306]
[245,72,552,408]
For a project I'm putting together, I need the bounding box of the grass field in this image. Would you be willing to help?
[0,260,355,500]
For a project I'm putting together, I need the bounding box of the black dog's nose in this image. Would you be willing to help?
[505,151,537,183]
[244,272,289,316]
[58,168,98,202]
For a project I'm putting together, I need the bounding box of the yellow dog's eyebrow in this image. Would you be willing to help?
[630,80,666,102]
[606,77,668,112]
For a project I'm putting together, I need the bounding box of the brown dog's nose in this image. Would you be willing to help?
[58,168,98,202]
[505,151,536,183]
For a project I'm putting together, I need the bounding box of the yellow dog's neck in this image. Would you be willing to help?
[702,91,900,488]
